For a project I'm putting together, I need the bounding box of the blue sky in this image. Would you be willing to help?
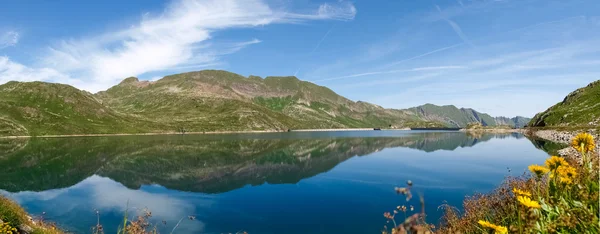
[0,0,599,117]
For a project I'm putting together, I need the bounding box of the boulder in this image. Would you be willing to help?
[18,224,33,234]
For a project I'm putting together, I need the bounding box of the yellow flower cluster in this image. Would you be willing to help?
[478,220,508,234]
[545,156,567,171]
[572,132,596,153]
[512,188,531,197]
[0,223,18,234]
[540,155,579,184]
[528,164,550,178]
[517,195,541,209]
[556,165,578,184]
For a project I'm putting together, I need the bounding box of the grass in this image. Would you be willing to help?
[408,104,503,128]
[0,196,28,228]
[0,196,62,234]
[253,96,296,112]
[529,80,600,127]
[382,133,599,233]
[0,70,456,136]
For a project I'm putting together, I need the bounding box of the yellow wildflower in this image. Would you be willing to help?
[528,164,549,178]
[557,165,577,184]
[478,220,508,234]
[545,156,568,171]
[572,132,596,153]
[512,188,532,197]
[517,195,541,209]
[559,176,573,184]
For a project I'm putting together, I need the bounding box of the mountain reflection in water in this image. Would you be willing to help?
[0,131,547,234]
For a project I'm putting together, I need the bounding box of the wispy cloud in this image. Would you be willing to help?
[333,72,443,89]
[435,5,473,47]
[313,66,466,82]
[1,0,356,92]
[382,43,464,68]
[0,31,19,49]
[0,56,70,84]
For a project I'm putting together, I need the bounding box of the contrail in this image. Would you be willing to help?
[383,43,464,68]
[436,5,474,47]
[314,66,466,82]
[310,26,334,54]
[504,15,584,35]
[294,24,335,77]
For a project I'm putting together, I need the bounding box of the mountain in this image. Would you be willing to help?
[0,70,526,136]
[0,81,154,136]
[529,80,600,127]
[407,104,530,128]
[95,70,446,131]
[494,116,531,128]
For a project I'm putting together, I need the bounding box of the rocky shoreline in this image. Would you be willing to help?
[528,129,599,158]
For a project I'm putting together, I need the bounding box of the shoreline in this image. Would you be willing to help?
[461,128,524,133]
[0,128,405,139]
[526,129,599,144]
[525,128,599,157]
[4,128,595,140]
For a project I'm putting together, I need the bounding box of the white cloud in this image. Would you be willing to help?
[0,31,19,49]
[0,56,116,91]
[0,56,66,84]
[2,0,356,92]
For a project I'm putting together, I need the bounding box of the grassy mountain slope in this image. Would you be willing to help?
[0,70,530,136]
[407,104,530,128]
[96,70,441,132]
[0,81,153,136]
[529,80,600,127]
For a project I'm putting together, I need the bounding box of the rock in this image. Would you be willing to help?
[558,147,578,157]
[533,130,600,145]
[18,224,33,234]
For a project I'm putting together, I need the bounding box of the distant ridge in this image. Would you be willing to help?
[0,70,527,136]
[407,103,530,128]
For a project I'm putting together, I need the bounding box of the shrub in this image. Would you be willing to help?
[383,133,599,233]
[0,196,28,227]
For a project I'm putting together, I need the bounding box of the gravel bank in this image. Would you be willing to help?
[532,129,599,158]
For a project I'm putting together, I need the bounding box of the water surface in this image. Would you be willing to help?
[0,131,551,233]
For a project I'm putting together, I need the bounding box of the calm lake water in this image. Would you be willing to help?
[0,131,554,233]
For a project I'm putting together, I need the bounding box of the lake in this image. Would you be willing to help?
[0,131,554,233]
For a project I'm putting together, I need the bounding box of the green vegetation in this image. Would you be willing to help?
[528,138,569,156]
[0,196,62,234]
[407,103,530,128]
[382,133,599,233]
[253,96,296,112]
[0,81,151,136]
[0,70,521,136]
[529,80,600,128]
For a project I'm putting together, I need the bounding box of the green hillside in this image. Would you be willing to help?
[0,81,152,136]
[0,70,532,136]
[407,104,530,128]
[529,80,600,127]
[96,70,441,132]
